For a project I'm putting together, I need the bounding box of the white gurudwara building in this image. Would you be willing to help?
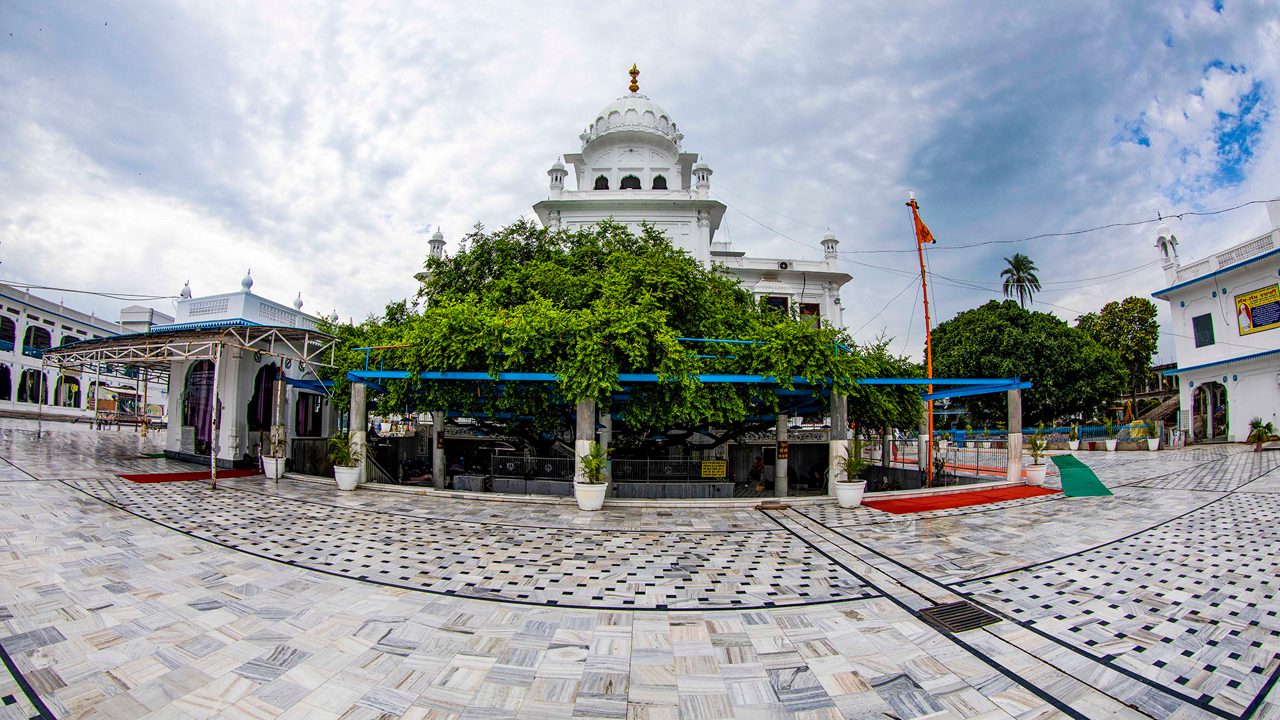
[1153,200,1280,443]
[530,66,852,327]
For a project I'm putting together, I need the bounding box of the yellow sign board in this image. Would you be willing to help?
[1235,284,1280,336]
[700,460,727,478]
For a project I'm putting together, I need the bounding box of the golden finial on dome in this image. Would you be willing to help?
[628,63,639,93]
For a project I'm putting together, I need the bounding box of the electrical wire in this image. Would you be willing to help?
[0,280,178,302]
[850,276,919,337]
[839,197,1279,255]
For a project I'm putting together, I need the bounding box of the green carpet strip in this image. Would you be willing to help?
[1050,455,1113,496]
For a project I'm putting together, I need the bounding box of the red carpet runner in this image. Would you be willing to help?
[862,485,1059,514]
[118,469,261,483]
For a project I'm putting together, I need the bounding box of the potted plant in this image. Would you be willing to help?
[1103,418,1117,452]
[834,436,868,507]
[963,422,973,448]
[937,431,950,450]
[1067,424,1080,451]
[575,440,609,511]
[980,427,991,449]
[1247,417,1277,452]
[328,431,363,491]
[261,427,288,480]
[1025,424,1048,485]
[1144,420,1159,451]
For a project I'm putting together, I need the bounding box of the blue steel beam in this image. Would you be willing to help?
[921,381,1031,401]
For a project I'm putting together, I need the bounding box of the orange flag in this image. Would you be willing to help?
[907,199,936,245]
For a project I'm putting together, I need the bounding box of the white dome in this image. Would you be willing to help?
[293,292,304,310]
[581,94,683,150]
[241,269,253,292]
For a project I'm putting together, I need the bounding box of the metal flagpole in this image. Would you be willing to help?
[909,192,934,486]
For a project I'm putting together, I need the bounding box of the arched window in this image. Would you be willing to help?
[17,369,46,404]
[54,376,81,408]
[247,363,279,433]
[183,360,215,454]
[22,326,51,357]
[0,366,10,401]
[593,176,609,190]
[0,317,14,350]
[620,175,641,190]
[652,175,668,190]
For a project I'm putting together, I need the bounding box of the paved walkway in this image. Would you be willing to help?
[0,419,1277,720]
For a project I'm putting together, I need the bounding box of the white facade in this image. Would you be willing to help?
[161,276,336,466]
[530,75,851,328]
[0,283,169,420]
[1153,201,1280,442]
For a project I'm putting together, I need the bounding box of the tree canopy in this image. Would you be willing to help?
[932,300,1124,425]
[1074,296,1160,406]
[320,219,920,449]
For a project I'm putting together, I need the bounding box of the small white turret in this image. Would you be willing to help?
[241,269,254,292]
[429,228,446,260]
[693,161,712,199]
[1155,219,1180,283]
[821,230,839,262]
[328,309,339,323]
[180,280,192,299]
[293,292,304,310]
[548,158,567,197]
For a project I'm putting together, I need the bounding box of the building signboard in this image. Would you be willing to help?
[1235,284,1280,335]
[700,460,727,478]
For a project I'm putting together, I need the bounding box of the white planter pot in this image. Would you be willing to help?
[334,466,360,491]
[834,480,867,508]
[981,441,991,449]
[1068,440,1080,451]
[938,440,949,450]
[1146,438,1159,451]
[1105,438,1117,452]
[262,455,286,480]
[1025,463,1047,486]
[574,482,608,511]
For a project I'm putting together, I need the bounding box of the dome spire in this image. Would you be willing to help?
[628,63,639,93]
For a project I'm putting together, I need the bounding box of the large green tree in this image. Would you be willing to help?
[322,219,919,449]
[932,300,1124,425]
[1075,296,1160,407]
[1000,253,1041,308]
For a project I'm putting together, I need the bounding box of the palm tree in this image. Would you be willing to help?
[1001,253,1041,308]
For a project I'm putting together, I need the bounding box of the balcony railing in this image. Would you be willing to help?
[0,340,13,353]
[22,346,46,359]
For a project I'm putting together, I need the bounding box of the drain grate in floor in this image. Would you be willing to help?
[917,601,1001,632]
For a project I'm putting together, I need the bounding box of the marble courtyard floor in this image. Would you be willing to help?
[0,419,1277,720]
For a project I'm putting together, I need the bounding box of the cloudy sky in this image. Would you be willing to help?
[2,1,1277,362]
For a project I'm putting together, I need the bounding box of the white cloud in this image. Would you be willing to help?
[1,0,1277,366]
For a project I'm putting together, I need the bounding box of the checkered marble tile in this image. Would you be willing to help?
[63,476,873,610]
[957,490,1280,719]
[218,476,780,533]
[3,418,1278,719]
[0,467,1028,720]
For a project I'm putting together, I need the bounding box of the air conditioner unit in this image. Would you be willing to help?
[777,260,791,271]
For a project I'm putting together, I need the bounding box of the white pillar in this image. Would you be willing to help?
[431,410,446,490]
[918,402,929,473]
[209,344,223,489]
[599,408,613,482]
[827,394,847,495]
[272,375,288,460]
[775,414,789,497]
[574,399,597,483]
[350,382,368,485]
[1007,389,1023,484]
